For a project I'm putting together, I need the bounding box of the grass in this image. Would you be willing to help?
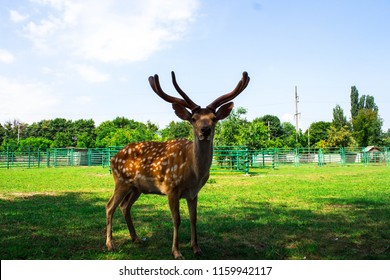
[0,165,389,260]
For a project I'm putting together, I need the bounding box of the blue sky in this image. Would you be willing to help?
[1,0,389,132]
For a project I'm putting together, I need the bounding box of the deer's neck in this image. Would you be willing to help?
[192,137,214,179]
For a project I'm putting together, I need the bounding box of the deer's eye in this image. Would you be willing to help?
[191,117,196,122]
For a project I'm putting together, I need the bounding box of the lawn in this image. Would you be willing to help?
[0,165,389,260]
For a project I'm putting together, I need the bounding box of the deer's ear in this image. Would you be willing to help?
[172,103,192,121]
[216,102,234,120]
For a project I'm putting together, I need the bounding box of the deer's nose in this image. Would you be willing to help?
[201,127,211,137]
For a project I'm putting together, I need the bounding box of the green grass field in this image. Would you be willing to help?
[0,165,389,260]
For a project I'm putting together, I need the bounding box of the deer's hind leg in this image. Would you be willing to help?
[120,188,142,243]
[105,181,133,251]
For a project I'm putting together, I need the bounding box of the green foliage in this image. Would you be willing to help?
[245,118,268,149]
[327,125,356,148]
[160,121,192,141]
[306,121,331,147]
[350,88,382,146]
[51,131,74,148]
[350,86,359,119]
[19,137,53,151]
[383,129,390,147]
[95,117,158,147]
[257,115,283,139]
[332,105,349,130]
[214,107,249,146]
[352,109,383,147]
[281,122,299,148]
[0,123,5,145]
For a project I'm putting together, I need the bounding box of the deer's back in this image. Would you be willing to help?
[110,139,194,195]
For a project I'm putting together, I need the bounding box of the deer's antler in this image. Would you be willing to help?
[149,72,200,112]
[206,71,250,112]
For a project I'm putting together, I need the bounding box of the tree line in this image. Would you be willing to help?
[1,86,389,151]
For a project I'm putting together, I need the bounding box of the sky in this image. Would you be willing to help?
[1,0,390,132]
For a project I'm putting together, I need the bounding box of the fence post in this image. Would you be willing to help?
[362,149,368,167]
[317,149,321,166]
[244,147,249,174]
[69,148,74,166]
[271,148,276,169]
[340,147,346,166]
[294,148,300,167]
[261,149,265,168]
[88,149,92,166]
[6,146,10,169]
[37,148,41,168]
[46,149,50,167]
[28,147,31,168]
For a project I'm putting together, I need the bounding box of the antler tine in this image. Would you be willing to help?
[206,71,250,111]
[171,71,200,111]
[148,74,190,108]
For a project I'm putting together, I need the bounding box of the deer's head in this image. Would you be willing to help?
[149,71,250,141]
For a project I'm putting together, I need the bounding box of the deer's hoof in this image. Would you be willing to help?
[194,248,202,256]
[133,237,147,243]
[106,241,115,251]
[173,251,184,260]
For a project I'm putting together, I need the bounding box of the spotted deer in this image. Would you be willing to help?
[105,71,250,259]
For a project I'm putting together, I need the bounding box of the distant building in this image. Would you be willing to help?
[363,146,381,162]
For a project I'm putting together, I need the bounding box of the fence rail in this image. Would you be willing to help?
[1,146,389,172]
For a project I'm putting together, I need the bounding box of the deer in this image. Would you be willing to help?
[105,71,250,259]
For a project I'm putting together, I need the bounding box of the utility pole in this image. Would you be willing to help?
[294,86,300,141]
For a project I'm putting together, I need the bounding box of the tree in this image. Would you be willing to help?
[350,87,382,146]
[332,105,349,130]
[0,123,5,147]
[2,119,28,145]
[75,132,95,148]
[19,137,53,151]
[51,131,73,148]
[160,121,192,141]
[257,115,283,140]
[352,109,383,147]
[214,107,249,146]
[306,121,331,147]
[383,129,390,147]
[327,126,356,148]
[29,120,51,139]
[73,119,96,148]
[95,117,158,147]
[281,122,299,148]
[245,118,268,150]
[350,86,359,119]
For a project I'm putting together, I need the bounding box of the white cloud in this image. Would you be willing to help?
[0,49,15,64]
[0,76,58,123]
[9,10,29,23]
[21,0,199,62]
[72,64,110,83]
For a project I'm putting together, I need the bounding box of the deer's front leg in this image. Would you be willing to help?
[187,196,202,256]
[168,194,182,259]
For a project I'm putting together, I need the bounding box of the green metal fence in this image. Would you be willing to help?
[1,146,389,172]
[212,146,249,173]
[0,147,107,169]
